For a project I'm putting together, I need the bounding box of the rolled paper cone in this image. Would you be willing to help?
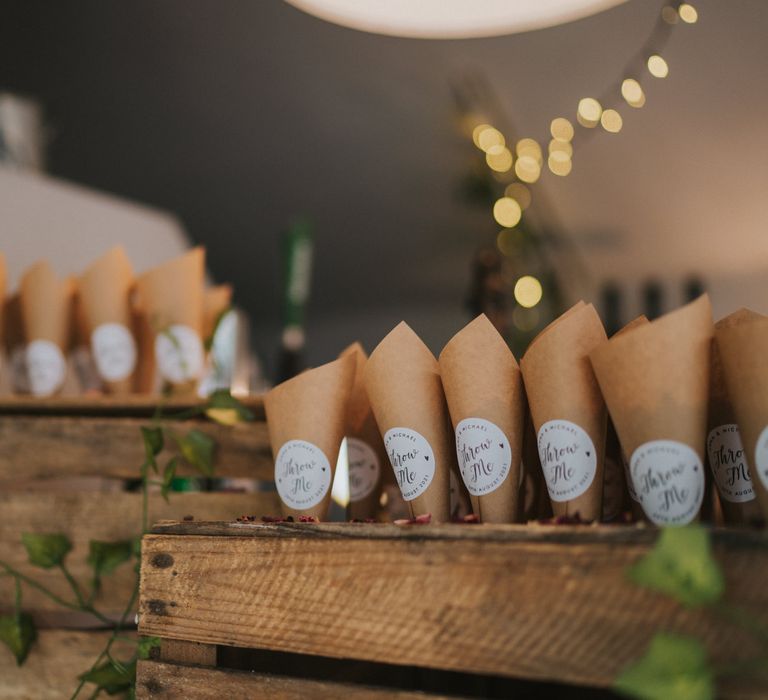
[135,247,205,393]
[590,295,713,526]
[520,302,607,521]
[19,261,73,396]
[439,314,525,523]
[203,284,233,343]
[715,310,768,520]
[131,302,157,394]
[0,253,6,344]
[339,342,385,520]
[79,246,137,394]
[364,322,452,522]
[265,354,355,520]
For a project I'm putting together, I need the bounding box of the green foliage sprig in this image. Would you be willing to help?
[0,389,253,698]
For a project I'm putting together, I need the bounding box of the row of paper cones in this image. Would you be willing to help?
[0,247,233,396]
[265,295,767,526]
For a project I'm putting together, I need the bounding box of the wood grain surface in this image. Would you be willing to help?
[0,415,272,481]
[0,492,280,620]
[139,523,768,695]
[136,660,456,700]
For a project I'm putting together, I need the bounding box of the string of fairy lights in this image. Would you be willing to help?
[468,2,699,311]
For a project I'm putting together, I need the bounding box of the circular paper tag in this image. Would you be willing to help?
[384,428,435,501]
[630,440,704,525]
[26,340,66,396]
[155,324,204,384]
[91,323,137,382]
[707,424,754,503]
[274,439,332,511]
[537,420,597,502]
[753,425,768,493]
[347,437,380,502]
[455,418,512,496]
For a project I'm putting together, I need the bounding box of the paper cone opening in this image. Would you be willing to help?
[264,354,356,519]
[520,302,607,520]
[715,309,768,519]
[439,314,525,523]
[364,322,453,521]
[590,295,713,525]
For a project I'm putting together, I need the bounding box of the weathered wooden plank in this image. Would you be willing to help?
[160,638,216,666]
[0,415,272,480]
[139,524,768,695]
[0,492,280,620]
[0,394,264,417]
[0,629,135,700]
[136,660,456,699]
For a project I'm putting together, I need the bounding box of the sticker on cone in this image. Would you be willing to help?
[26,339,66,396]
[384,427,435,501]
[537,420,597,502]
[753,426,768,493]
[274,439,332,510]
[347,437,380,502]
[91,323,137,382]
[155,324,204,383]
[630,440,704,525]
[707,424,754,503]
[455,418,512,496]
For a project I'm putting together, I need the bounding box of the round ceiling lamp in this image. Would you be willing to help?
[283,0,629,39]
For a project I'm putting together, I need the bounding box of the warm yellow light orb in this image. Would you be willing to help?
[621,79,646,108]
[515,138,542,162]
[678,3,698,23]
[549,139,573,157]
[493,197,522,228]
[550,117,574,142]
[577,98,602,127]
[472,123,490,148]
[514,275,543,308]
[547,152,573,176]
[486,146,513,172]
[504,183,531,210]
[601,109,623,133]
[477,126,505,152]
[515,155,541,183]
[647,54,669,78]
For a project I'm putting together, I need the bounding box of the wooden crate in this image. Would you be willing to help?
[0,396,277,699]
[137,521,768,699]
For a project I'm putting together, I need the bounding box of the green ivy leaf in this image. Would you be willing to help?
[0,613,36,666]
[87,540,132,592]
[205,389,254,425]
[21,533,72,569]
[79,658,136,695]
[175,429,215,476]
[628,526,724,607]
[137,636,161,660]
[161,457,179,503]
[615,633,713,700]
[141,426,164,474]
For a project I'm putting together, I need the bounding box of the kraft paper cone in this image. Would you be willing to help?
[135,247,205,393]
[439,314,525,523]
[203,284,233,342]
[0,254,6,344]
[364,322,452,522]
[339,342,386,520]
[715,310,768,520]
[79,247,136,393]
[131,302,157,394]
[264,354,356,520]
[590,295,713,526]
[19,261,72,348]
[520,302,607,521]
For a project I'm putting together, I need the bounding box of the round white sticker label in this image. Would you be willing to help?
[347,437,380,502]
[274,439,332,510]
[26,340,66,396]
[384,428,435,501]
[537,420,597,502]
[753,425,768,493]
[155,324,204,384]
[707,424,754,503]
[455,418,512,496]
[630,440,704,525]
[91,323,137,382]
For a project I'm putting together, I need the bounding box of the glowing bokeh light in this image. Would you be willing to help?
[504,183,532,210]
[486,146,513,172]
[550,117,575,142]
[515,155,541,183]
[647,54,669,78]
[621,78,646,108]
[514,276,543,308]
[678,3,698,23]
[601,109,623,133]
[577,97,602,127]
[493,197,522,227]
